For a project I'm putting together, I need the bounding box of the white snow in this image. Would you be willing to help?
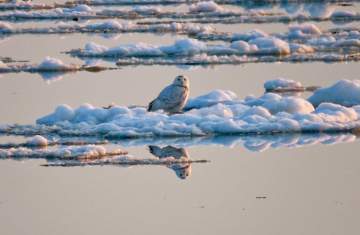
[308,80,360,107]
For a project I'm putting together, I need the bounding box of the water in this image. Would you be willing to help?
[1,1,360,234]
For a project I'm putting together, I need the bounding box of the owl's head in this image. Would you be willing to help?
[173,75,189,88]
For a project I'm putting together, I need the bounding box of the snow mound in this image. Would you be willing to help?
[308,80,360,107]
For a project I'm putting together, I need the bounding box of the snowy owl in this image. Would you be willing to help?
[147,75,190,114]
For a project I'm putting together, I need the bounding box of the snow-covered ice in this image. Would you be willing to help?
[0,79,358,138]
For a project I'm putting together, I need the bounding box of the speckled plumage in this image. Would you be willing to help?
[148,75,190,113]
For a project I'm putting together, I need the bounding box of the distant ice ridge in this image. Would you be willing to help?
[0,80,355,138]
[69,38,301,59]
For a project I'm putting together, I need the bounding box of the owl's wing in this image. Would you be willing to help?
[157,85,187,107]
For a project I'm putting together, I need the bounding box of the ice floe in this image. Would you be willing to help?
[0,56,117,78]
[0,145,126,160]
[0,80,360,137]
[68,37,302,59]
[0,20,214,36]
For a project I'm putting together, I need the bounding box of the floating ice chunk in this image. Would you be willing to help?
[37,57,69,71]
[189,1,224,13]
[249,37,290,55]
[289,23,322,39]
[26,135,48,147]
[264,78,303,91]
[309,80,360,107]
